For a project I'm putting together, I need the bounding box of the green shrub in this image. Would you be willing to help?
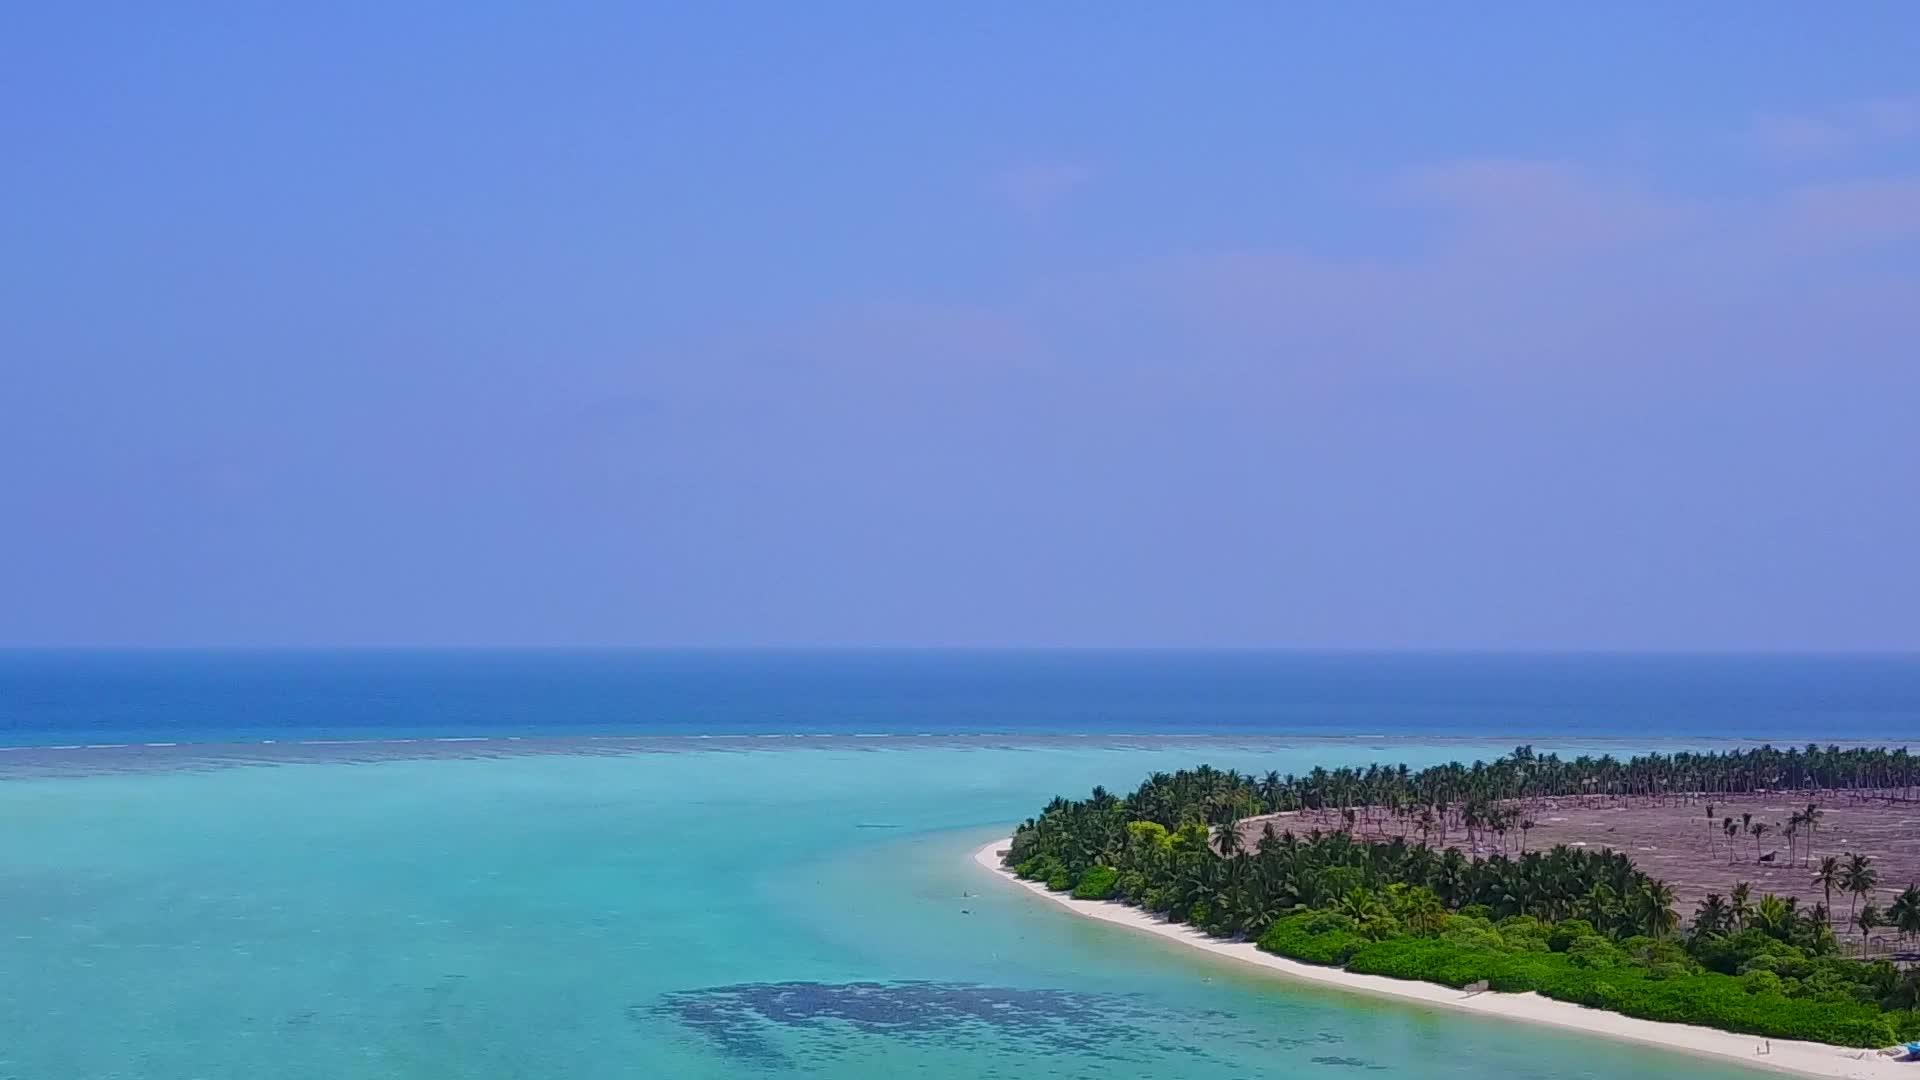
[1356,914,1403,940]
[1738,953,1801,978]
[1548,919,1597,952]
[1072,866,1119,901]
[1018,855,1069,887]
[1692,929,1798,975]
[1620,937,1695,973]
[1441,920,1508,951]
[1257,914,1368,967]
[1169,823,1212,853]
[1269,913,1907,1047]
[1497,915,1551,952]
[1304,910,1357,935]
[1126,820,1171,852]
[1346,937,1513,988]
[1566,936,1624,969]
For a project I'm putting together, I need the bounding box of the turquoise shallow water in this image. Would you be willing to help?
[1,741,1776,1079]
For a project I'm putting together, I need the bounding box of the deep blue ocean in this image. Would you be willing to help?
[3,649,1917,745]
[2,651,1914,1079]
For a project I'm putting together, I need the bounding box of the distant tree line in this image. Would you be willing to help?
[1121,737,1912,849]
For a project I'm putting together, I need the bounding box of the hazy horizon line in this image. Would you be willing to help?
[4,645,1917,657]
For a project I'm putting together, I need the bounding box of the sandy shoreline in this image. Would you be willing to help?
[971,838,1911,1080]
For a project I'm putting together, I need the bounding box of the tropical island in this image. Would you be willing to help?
[986,745,1920,1069]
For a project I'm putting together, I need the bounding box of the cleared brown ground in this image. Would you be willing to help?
[1237,793,1920,953]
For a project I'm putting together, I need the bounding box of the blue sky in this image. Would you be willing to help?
[3,5,1917,648]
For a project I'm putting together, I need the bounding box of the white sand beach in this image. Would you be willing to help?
[972,839,1913,1080]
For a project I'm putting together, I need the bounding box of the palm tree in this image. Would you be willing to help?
[1840,853,1877,919]
[1337,886,1386,923]
[1692,893,1731,937]
[1580,882,1619,931]
[1400,886,1447,936]
[1629,880,1679,938]
[1435,848,1469,906]
[1808,901,1831,931]
[1889,967,1920,1015]
[1813,856,1841,911]
[1887,884,1920,949]
[1217,817,1244,856]
[1754,893,1794,938]
[1748,821,1771,863]
[1722,818,1739,865]
[1259,770,1283,810]
[1801,803,1822,867]
[1650,879,1678,937]
[1729,882,1754,930]
[1490,810,1512,855]
[1783,813,1801,867]
[1256,822,1282,857]
[1854,903,1882,953]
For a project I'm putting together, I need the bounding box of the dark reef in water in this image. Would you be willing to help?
[647,980,1149,1065]
[645,979,1331,1068]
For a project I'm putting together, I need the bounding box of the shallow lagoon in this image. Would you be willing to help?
[0,740,1778,1079]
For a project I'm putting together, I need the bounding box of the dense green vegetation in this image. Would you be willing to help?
[1120,744,1917,849]
[1006,748,1920,1048]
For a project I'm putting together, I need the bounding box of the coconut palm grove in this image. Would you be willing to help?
[1005,745,1920,1048]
